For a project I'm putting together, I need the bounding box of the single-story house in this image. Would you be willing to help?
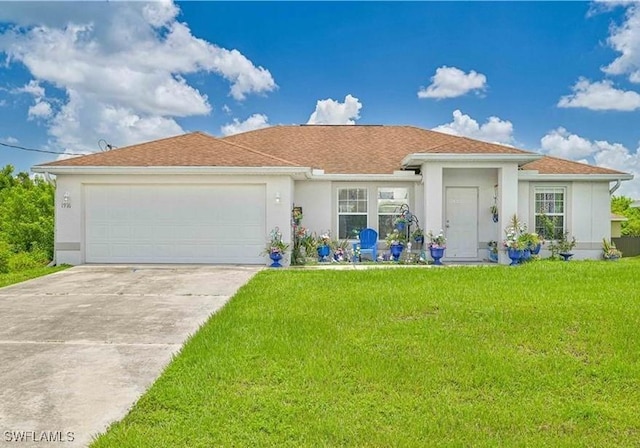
[32,125,633,265]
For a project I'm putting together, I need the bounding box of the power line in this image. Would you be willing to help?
[0,141,89,156]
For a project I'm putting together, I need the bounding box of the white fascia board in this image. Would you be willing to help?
[31,165,313,177]
[308,172,422,182]
[518,172,634,182]
[402,153,542,166]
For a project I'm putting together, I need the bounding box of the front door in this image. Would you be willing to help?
[445,187,479,259]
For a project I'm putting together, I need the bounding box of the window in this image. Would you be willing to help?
[534,187,565,239]
[338,188,368,239]
[377,187,409,238]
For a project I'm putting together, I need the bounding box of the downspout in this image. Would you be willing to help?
[610,179,622,195]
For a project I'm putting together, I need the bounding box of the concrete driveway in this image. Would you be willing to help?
[0,265,261,447]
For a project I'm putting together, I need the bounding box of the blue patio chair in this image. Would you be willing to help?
[359,228,378,261]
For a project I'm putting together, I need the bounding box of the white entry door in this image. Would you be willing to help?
[445,187,479,259]
[84,184,266,264]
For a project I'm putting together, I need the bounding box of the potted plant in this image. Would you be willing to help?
[316,231,332,262]
[411,227,424,245]
[261,227,289,267]
[503,214,527,265]
[385,229,406,261]
[557,232,577,261]
[394,215,408,232]
[426,229,446,265]
[602,238,622,261]
[518,232,541,261]
[331,239,351,262]
[490,205,499,223]
[488,241,498,262]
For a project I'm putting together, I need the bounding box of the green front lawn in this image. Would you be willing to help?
[93,261,640,447]
[0,265,69,288]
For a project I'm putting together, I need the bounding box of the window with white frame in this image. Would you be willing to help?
[377,187,409,239]
[534,187,566,239]
[338,188,368,239]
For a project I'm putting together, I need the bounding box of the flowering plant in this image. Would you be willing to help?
[385,229,407,247]
[503,214,527,250]
[316,231,332,247]
[261,227,289,255]
[426,229,446,248]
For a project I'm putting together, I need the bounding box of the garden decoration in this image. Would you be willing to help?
[426,230,446,265]
[385,229,406,262]
[262,226,289,268]
[558,235,577,261]
[316,231,332,262]
[602,238,622,261]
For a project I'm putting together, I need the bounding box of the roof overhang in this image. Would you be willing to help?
[401,153,542,167]
[518,171,634,182]
[307,169,422,182]
[31,165,313,179]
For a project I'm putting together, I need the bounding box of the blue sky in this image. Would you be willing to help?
[1,1,640,197]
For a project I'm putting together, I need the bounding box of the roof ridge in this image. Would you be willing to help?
[218,137,302,167]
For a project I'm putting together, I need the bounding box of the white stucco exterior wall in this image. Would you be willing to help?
[294,180,332,235]
[571,181,611,257]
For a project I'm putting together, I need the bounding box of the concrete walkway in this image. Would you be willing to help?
[0,265,261,447]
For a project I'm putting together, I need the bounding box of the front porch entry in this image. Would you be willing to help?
[445,187,479,259]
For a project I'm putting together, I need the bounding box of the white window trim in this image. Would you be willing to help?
[337,187,369,240]
[533,186,567,238]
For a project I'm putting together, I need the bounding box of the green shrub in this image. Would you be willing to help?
[8,251,47,272]
[0,241,11,274]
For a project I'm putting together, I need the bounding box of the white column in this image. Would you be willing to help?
[423,163,443,234]
[498,164,519,264]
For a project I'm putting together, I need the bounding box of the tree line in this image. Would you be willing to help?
[0,165,54,272]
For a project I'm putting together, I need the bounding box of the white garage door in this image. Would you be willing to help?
[85,184,266,264]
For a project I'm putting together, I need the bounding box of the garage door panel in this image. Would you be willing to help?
[85,184,267,264]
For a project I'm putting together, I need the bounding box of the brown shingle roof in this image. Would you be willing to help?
[521,155,626,175]
[39,132,301,168]
[36,125,629,177]
[223,125,529,174]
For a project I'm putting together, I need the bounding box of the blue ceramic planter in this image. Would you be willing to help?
[390,244,404,261]
[317,244,330,262]
[508,248,523,265]
[269,251,283,268]
[430,247,445,265]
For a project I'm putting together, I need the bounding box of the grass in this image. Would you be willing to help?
[0,265,69,288]
[92,259,640,447]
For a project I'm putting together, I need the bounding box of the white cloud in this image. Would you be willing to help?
[432,109,514,145]
[539,128,640,198]
[602,3,640,83]
[307,94,362,125]
[540,127,601,159]
[0,1,276,152]
[3,136,18,144]
[558,78,640,111]
[221,113,270,136]
[418,66,487,100]
[27,99,52,120]
[15,80,45,98]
